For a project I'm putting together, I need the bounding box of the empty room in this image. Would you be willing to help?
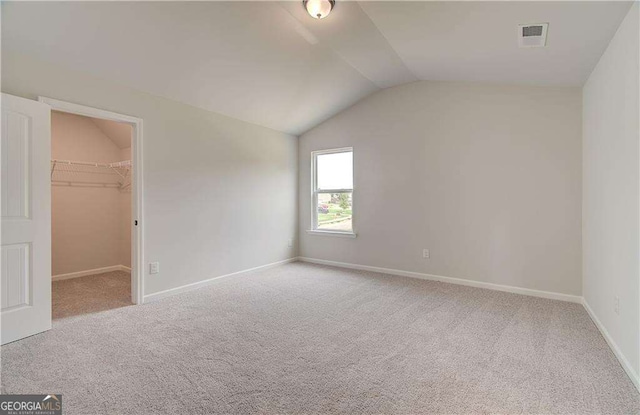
[0,1,638,414]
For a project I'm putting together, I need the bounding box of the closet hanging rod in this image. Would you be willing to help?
[51,159,131,168]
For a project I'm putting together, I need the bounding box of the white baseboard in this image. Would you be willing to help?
[297,257,583,303]
[582,299,640,392]
[140,256,639,391]
[297,257,640,390]
[143,257,298,303]
[52,265,131,281]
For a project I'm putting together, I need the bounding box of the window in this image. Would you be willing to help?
[310,148,355,236]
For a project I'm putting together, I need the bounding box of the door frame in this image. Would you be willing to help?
[39,96,145,305]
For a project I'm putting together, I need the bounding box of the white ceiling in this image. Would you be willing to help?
[359,1,633,86]
[91,118,132,150]
[2,1,633,135]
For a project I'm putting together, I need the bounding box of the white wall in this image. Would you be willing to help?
[51,111,127,275]
[583,2,639,384]
[2,52,298,297]
[299,81,583,296]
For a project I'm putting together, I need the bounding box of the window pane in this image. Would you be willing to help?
[317,151,353,190]
[317,192,352,232]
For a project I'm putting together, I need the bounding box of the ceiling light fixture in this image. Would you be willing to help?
[303,0,335,19]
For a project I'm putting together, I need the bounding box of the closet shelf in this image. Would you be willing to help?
[50,159,132,190]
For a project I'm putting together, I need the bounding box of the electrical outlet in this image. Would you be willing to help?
[422,249,430,259]
[288,239,293,248]
[149,262,160,275]
[614,296,620,315]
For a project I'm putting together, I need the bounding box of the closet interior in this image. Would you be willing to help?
[51,110,133,319]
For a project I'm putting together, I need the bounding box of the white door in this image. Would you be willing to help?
[1,93,51,345]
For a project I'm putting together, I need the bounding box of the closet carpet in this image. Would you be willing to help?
[52,270,133,319]
[2,262,639,414]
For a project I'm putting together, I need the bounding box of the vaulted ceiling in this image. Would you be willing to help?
[2,1,633,135]
[91,118,132,150]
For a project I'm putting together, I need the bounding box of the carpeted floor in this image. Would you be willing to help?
[2,262,639,414]
[52,270,133,320]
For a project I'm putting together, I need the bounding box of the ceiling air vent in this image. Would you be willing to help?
[518,23,548,48]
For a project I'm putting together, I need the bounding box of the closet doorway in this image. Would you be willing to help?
[40,97,143,320]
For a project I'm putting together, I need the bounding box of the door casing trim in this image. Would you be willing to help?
[39,96,145,304]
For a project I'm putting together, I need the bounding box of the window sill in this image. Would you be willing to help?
[306,230,357,238]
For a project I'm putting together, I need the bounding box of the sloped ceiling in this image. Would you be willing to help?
[91,118,132,150]
[359,1,633,86]
[1,1,633,135]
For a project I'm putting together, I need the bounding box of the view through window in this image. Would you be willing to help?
[313,149,353,233]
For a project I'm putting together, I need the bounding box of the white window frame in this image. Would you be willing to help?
[307,147,356,238]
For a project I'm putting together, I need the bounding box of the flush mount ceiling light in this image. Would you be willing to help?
[303,0,335,19]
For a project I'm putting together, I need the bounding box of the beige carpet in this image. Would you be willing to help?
[52,270,133,320]
[2,262,639,414]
